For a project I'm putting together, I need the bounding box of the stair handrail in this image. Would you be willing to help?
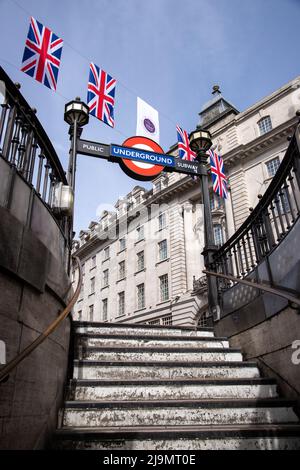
[0,256,82,384]
[206,121,300,292]
[203,269,300,307]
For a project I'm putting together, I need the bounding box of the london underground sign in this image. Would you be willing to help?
[113,136,170,181]
[76,135,203,181]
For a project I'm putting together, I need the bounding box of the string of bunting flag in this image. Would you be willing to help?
[18,13,227,198]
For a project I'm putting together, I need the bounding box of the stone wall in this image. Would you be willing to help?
[0,157,71,449]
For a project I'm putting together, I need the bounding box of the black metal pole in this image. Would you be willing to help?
[196,149,220,321]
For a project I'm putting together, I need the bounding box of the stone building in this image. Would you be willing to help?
[72,75,300,326]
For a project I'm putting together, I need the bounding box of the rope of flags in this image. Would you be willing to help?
[20,16,227,199]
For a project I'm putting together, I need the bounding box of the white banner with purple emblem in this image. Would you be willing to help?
[136,97,160,143]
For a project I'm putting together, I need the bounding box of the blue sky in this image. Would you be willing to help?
[0,0,299,234]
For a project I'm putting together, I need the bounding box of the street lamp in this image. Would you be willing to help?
[64,97,89,191]
[64,98,89,267]
[189,127,220,322]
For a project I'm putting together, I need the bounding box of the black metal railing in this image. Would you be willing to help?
[207,123,300,296]
[0,67,68,224]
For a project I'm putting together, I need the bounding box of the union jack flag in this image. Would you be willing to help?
[209,149,228,199]
[87,63,116,127]
[21,17,63,91]
[176,125,196,161]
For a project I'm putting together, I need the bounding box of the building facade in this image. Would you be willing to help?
[72,76,300,326]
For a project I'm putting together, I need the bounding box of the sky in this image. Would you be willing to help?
[0,0,300,235]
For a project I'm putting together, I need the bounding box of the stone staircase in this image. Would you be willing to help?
[52,322,300,450]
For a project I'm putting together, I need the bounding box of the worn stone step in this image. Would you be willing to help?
[74,321,214,338]
[62,398,298,428]
[53,424,300,450]
[76,334,230,349]
[69,378,278,401]
[73,360,260,380]
[77,347,243,363]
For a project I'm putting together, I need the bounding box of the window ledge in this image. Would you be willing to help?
[88,292,95,297]
[134,307,147,313]
[156,299,170,306]
[117,248,127,255]
[116,277,126,283]
[102,257,110,264]
[90,266,96,271]
[134,268,146,276]
[134,238,145,245]
[155,258,169,266]
[115,313,126,320]
[101,285,109,290]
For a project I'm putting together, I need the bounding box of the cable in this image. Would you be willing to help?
[9,0,180,129]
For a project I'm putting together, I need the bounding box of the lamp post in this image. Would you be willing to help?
[64,97,89,192]
[64,98,89,267]
[189,127,220,322]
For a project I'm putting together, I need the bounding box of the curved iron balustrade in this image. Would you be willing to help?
[0,256,82,384]
[0,67,68,228]
[207,122,300,296]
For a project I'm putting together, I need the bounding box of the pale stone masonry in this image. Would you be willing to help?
[72,75,300,326]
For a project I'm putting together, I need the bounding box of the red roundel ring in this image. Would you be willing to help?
[119,136,165,181]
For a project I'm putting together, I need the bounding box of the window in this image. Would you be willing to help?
[136,225,144,241]
[266,157,280,178]
[137,251,145,271]
[159,274,169,301]
[137,283,145,309]
[119,238,126,251]
[158,212,166,230]
[91,255,96,269]
[135,195,141,205]
[78,310,82,322]
[119,260,126,279]
[82,263,85,276]
[104,246,110,260]
[90,277,95,293]
[103,269,109,287]
[80,284,84,299]
[258,116,272,135]
[213,224,223,246]
[155,181,162,192]
[102,299,108,321]
[118,291,125,316]
[198,312,208,328]
[162,315,172,326]
[158,239,168,261]
[210,194,222,211]
[89,305,94,322]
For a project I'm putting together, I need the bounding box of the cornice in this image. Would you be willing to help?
[223,117,298,168]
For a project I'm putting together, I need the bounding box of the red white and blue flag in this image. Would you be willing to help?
[87,63,116,128]
[21,17,63,91]
[209,149,228,199]
[176,125,196,161]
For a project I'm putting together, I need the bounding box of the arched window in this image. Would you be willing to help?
[258,116,272,135]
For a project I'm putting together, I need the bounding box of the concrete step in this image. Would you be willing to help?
[53,424,300,450]
[69,378,278,401]
[62,398,298,428]
[74,321,214,338]
[77,347,243,363]
[76,334,230,349]
[73,360,260,380]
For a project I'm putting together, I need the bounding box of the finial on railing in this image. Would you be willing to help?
[257,194,262,199]
[14,82,21,89]
[249,207,253,212]
[31,108,37,114]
